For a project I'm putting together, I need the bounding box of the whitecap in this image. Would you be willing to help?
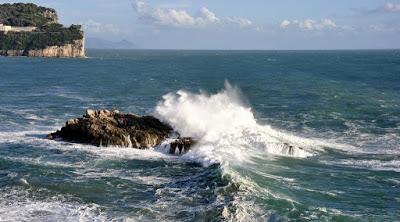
[154,81,349,167]
[0,188,107,222]
[335,159,400,172]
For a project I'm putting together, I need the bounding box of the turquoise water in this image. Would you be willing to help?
[0,50,399,221]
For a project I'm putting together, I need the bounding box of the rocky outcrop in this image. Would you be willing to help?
[0,39,85,58]
[169,137,195,155]
[48,109,195,154]
[0,50,23,56]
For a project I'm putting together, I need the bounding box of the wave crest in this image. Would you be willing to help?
[155,82,322,166]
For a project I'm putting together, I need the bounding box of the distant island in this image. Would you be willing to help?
[0,3,85,58]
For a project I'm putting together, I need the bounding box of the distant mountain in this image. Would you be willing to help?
[86,38,137,49]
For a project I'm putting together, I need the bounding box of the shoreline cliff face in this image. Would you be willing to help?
[0,39,85,58]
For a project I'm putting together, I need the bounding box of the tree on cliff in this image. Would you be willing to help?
[0,3,58,27]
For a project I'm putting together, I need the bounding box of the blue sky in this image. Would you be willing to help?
[1,0,400,49]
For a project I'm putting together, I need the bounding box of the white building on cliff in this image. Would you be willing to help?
[0,24,12,32]
[0,23,36,33]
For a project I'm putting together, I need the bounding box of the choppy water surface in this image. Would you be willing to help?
[0,50,399,221]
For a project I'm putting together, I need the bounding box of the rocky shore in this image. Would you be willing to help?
[48,109,194,155]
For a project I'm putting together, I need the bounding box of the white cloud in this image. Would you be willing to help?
[280,20,291,28]
[357,2,400,15]
[134,0,219,28]
[134,1,196,27]
[369,24,391,32]
[368,23,399,32]
[280,18,337,31]
[157,3,189,9]
[133,0,255,29]
[384,2,400,12]
[226,17,253,28]
[85,19,120,34]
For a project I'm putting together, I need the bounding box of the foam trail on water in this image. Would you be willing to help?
[0,188,107,222]
[155,82,331,166]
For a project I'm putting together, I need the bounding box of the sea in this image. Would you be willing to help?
[0,50,399,221]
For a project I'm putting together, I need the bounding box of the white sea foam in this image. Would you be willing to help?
[0,201,106,222]
[154,82,342,166]
[3,156,84,169]
[152,82,340,220]
[0,188,107,222]
[74,169,170,185]
[0,107,48,121]
[0,130,175,162]
[334,159,400,172]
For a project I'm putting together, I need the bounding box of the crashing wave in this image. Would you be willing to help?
[154,82,327,167]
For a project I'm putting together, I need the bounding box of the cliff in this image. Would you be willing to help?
[0,39,85,58]
[0,3,85,58]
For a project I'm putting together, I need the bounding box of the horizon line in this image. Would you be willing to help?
[85,48,400,51]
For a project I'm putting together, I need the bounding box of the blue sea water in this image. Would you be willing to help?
[0,50,399,221]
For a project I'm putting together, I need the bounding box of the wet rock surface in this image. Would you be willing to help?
[48,109,195,154]
[169,137,195,155]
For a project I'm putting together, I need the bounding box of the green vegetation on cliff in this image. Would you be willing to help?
[0,3,83,51]
[0,24,83,50]
[0,3,57,26]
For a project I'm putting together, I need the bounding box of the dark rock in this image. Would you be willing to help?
[48,109,175,149]
[49,109,197,155]
[169,137,195,155]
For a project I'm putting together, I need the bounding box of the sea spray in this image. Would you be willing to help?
[153,83,381,220]
[153,82,315,219]
[154,82,322,168]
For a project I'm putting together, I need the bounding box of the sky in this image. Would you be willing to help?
[1,0,400,49]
